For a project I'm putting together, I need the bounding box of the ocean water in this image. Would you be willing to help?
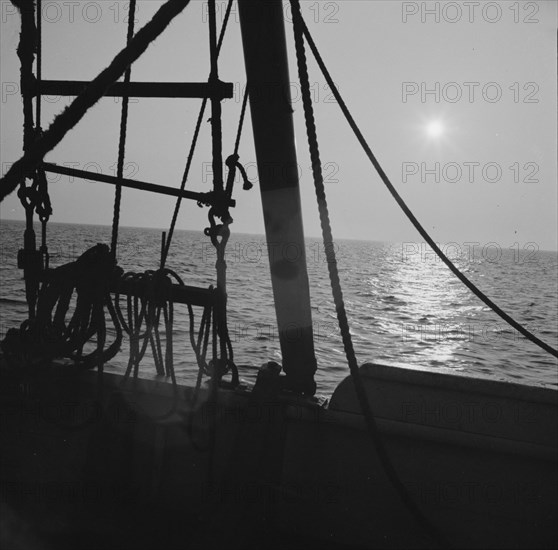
[1,219,557,393]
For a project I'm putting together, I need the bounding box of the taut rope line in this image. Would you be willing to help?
[297,10,557,360]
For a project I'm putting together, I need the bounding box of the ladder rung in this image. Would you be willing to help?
[42,163,236,208]
[34,80,233,100]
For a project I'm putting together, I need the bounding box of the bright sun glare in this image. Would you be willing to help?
[426,120,444,139]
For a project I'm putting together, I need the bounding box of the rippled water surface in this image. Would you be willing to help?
[1,220,557,393]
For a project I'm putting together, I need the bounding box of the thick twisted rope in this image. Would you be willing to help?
[111,0,137,259]
[290,1,451,547]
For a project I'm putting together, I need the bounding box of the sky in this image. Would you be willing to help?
[1,0,557,252]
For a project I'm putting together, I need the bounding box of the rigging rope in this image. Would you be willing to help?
[290,2,451,547]
[0,0,193,202]
[111,0,137,259]
[296,11,557,360]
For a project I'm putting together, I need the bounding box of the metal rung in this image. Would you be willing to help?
[34,80,233,100]
[42,163,235,208]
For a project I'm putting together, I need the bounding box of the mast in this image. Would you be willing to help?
[238,0,317,395]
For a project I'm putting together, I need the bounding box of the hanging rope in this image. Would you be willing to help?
[114,268,181,420]
[0,0,193,202]
[296,10,557,360]
[115,268,181,381]
[290,2,451,548]
[113,268,218,422]
[1,244,124,431]
[185,298,215,452]
[111,0,137,259]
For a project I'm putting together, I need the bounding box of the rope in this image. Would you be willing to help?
[185,299,215,452]
[2,244,122,371]
[111,0,137,259]
[161,103,205,267]
[2,245,123,430]
[290,2,451,547]
[162,0,234,267]
[297,11,557,360]
[0,0,193,202]
[114,267,187,421]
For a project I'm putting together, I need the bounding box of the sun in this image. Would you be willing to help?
[426,120,444,139]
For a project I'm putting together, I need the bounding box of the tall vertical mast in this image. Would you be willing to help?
[238,0,317,395]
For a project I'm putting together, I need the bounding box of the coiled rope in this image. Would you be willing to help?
[5,244,122,369]
[290,1,451,547]
[296,11,557,360]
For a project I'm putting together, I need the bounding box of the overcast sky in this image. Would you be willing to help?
[1,0,556,251]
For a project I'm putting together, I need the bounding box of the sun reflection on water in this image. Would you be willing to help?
[363,245,477,368]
